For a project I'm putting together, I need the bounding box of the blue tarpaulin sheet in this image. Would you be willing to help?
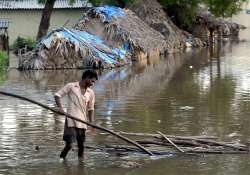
[40,27,130,67]
[93,6,126,22]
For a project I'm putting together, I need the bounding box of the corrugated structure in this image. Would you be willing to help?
[0,0,91,10]
[0,18,10,29]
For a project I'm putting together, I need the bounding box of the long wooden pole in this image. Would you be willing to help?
[0,91,153,156]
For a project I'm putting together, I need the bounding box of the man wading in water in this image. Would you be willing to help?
[54,70,98,161]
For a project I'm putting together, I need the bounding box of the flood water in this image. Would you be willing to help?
[1,40,250,175]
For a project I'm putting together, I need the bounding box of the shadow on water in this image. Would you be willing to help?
[1,41,250,175]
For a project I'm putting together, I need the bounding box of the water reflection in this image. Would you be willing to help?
[1,41,250,174]
[0,69,7,86]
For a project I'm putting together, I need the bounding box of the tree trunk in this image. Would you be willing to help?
[36,0,56,40]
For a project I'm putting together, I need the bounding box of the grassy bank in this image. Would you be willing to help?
[0,51,7,84]
[0,51,8,68]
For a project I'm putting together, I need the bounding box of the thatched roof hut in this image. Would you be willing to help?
[128,0,205,49]
[128,0,186,51]
[18,27,131,70]
[74,6,168,61]
[18,6,170,70]
[192,10,246,42]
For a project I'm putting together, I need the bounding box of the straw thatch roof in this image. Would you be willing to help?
[128,0,185,51]
[194,10,246,37]
[18,6,170,70]
[18,5,208,70]
[74,6,168,61]
[128,0,205,49]
[18,27,131,70]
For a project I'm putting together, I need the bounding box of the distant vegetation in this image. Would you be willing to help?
[0,51,8,68]
[89,0,136,7]
[89,0,248,29]
[0,50,8,84]
[12,37,36,55]
[158,0,247,29]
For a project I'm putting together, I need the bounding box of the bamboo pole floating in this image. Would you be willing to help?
[157,131,185,153]
[0,91,153,156]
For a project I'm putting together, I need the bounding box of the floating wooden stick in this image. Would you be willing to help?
[157,131,185,153]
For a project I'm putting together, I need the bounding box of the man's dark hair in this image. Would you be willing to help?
[82,69,98,80]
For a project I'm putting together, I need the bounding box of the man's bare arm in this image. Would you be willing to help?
[54,95,64,112]
[88,110,95,123]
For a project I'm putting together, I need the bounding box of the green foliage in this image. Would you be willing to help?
[88,0,102,6]
[157,0,247,29]
[12,37,36,51]
[204,0,248,17]
[38,0,45,3]
[89,0,137,7]
[158,0,201,29]
[0,51,8,68]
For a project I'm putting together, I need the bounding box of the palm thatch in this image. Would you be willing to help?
[192,10,246,42]
[18,27,131,70]
[18,34,87,70]
[128,0,185,51]
[18,6,170,70]
[74,6,168,61]
[128,0,205,49]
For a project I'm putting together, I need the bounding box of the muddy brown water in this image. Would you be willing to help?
[1,41,250,175]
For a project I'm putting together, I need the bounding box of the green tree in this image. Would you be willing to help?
[154,0,247,29]
[89,0,136,7]
[204,0,247,17]
[158,0,201,29]
[36,0,56,40]
[36,0,76,40]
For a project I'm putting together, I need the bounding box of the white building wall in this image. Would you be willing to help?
[0,9,86,44]
[0,0,91,9]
